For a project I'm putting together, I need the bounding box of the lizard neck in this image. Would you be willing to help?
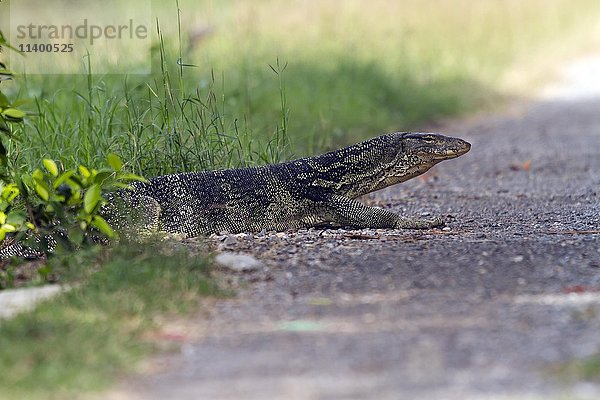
[286,134,424,198]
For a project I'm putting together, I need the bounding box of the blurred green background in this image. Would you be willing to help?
[3,0,600,175]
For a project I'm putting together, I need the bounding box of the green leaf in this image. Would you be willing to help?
[111,182,136,190]
[67,183,82,204]
[20,174,34,191]
[11,98,31,108]
[1,108,26,121]
[0,92,9,107]
[83,184,102,214]
[117,173,148,183]
[91,215,116,238]
[79,165,91,179]
[53,170,75,189]
[93,171,113,185]
[32,169,44,183]
[43,159,59,177]
[6,211,26,227]
[35,182,50,201]
[1,223,16,233]
[66,175,84,188]
[107,153,123,171]
[1,184,20,202]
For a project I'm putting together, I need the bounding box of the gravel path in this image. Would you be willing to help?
[112,58,600,400]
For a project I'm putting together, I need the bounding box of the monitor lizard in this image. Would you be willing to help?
[1,132,470,258]
[105,131,471,235]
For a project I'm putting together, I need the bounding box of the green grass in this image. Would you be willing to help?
[0,240,221,400]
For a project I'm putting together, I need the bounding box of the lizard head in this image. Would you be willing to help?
[399,132,471,162]
[375,132,471,188]
[311,131,471,198]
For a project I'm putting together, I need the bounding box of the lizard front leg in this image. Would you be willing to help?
[325,195,444,229]
[136,195,162,233]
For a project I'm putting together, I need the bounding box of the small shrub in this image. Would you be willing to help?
[0,31,144,266]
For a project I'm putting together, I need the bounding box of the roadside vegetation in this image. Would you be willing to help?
[0,241,220,400]
[1,0,600,398]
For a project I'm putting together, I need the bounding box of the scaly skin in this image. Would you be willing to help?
[105,132,471,236]
[1,132,470,258]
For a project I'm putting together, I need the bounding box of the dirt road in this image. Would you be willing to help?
[114,57,600,400]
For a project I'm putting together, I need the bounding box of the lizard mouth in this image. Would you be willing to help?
[436,140,471,159]
[441,149,466,159]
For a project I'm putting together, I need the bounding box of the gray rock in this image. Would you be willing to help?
[0,285,66,319]
[223,235,238,246]
[214,252,263,272]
